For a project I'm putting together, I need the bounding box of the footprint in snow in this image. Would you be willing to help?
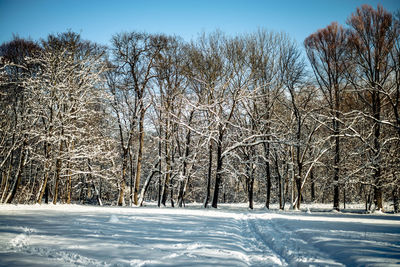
[108,214,120,223]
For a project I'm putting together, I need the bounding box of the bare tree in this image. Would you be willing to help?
[346,5,397,211]
[183,32,226,208]
[111,32,165,206]
[305,22,349,210]
[247,30,285,208]
[151,35,185,206]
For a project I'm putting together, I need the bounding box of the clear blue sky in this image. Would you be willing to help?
[0,0,399,47]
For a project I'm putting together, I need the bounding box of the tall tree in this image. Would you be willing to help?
[184,32,225,208]
[305,22,349,210]
[152,35,185,206]
[0,37,41,204]
[111,32,165,206]
[247,30,284,209]
[346,5,397,211]
[279,38,324,210]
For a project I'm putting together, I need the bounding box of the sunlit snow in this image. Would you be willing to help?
[0,203,399,266]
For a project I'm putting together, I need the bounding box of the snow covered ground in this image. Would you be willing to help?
[0,203,399,266]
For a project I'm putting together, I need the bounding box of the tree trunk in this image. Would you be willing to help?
[134,108,145,206]
[53,140,63,205]
[178,174,190,208]
[177,176,185,208]
[139,161,159,206]
[170,179,175,207]
[66,161,72,204]
[53,165,60,205]
[0,154,13,203]
[157,114,162,207]
[118,161,126,206]
[178,126,191,208]
[393,187,399,213]
[275,151,283,210]
[372,89,383,211]
[65,141,74,204]
[161,147,171,206]
[92,183,102,206]
[282,159,289,210]
[66,172,72,204]
[157,162,162,207]
[161,163,170,206]
[343,186,346,210]
[264,142,271,209]
[310,167,315,202]
[118,151,128,206]
[44,182,49,204]
[6,146,26,204]
[212,131,223,208]
[366,185,373,211]
[295,136,303,210]
[374,185,383,211]
[291,144,303,210]
[333,116,340,211]
[117,180,126,206]
[129,149,133,206]
[248,175,254,210]
[204,143,213,208]
[27,165,39,203]
[295,177,302,210]
[37,152,50,204]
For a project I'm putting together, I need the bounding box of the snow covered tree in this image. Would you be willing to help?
[0,37,41,204]
[0,32,116,204]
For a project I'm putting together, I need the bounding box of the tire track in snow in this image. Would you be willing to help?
[241,214,287,266]
[248,213,344,266]
[4,228,107,266]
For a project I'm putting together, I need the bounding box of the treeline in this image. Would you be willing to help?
[0,5,399,212]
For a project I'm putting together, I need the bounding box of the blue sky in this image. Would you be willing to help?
[0,0,399,47]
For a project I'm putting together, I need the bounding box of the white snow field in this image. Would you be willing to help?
[0,204,399,266]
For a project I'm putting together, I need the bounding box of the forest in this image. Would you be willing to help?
[0,4,399,212]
